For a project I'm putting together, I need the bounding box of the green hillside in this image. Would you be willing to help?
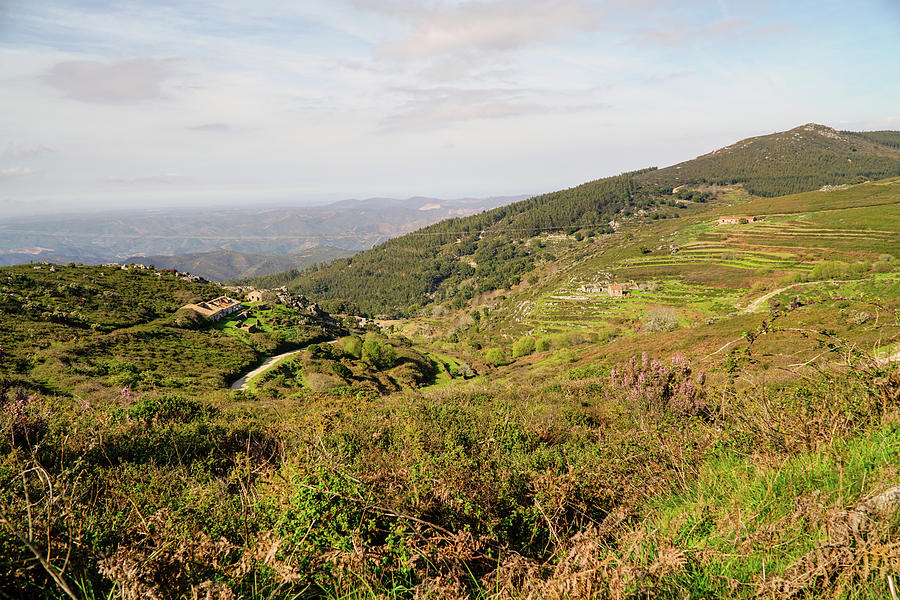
[2,136,900,600]
[0,263,345,396]
[250,124,900,317]
[641,123,900,197]
[127,247,353,282]
[434,178,900,374]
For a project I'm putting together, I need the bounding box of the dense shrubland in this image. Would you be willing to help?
[247,333,439,398]
[2,314,899,599]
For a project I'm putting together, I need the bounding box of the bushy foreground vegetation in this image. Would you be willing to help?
[2,319,899,599]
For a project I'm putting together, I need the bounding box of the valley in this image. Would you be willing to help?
[1,125,899,599]
[0,195,525,278]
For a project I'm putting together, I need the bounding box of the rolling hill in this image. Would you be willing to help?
[247,123,900,317]
[640,123,900,196]
[0,194,525,267]
[124,247,353,281]
[2,127,900,598]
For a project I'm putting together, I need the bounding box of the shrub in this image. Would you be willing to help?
[331,363,352,379]
[173,307,206,329]
[609,353,707,417]
[127,394,213,423]
[342,335,363,359]
[511,336,536,358]
[535,337,551,352]
[361,338,396,370]
[484,348,509,366]
[872,261,893,273]
[304,372,343,393]
[643,308,680,332]
[308,343,338,360]
[801,260,870,282]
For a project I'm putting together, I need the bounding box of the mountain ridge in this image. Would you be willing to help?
[247,123,900,316]
[0,194,527,267]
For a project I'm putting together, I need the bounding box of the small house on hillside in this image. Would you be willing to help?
[247,289,278,304]
[182,296,242,321]
[608,284,629,297]
[717,216,759,225]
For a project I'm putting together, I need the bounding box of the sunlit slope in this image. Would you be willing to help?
[255,125,900,317]
[484,179,900,360]
[640,124,900,196]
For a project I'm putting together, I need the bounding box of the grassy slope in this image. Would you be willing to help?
[435,179,900,373]
[252,125,900,318]
[0,263,342,397]
[2,182,900,598]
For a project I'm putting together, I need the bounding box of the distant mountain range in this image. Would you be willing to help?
[0,194,526,277]
[123,248,354,282]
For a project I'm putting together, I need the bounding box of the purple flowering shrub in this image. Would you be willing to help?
[0,345,47,447]
[0,381,47,447]
[608,352,708,417]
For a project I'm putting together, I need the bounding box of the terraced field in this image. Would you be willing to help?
[518,179,900,335]
[530,279,742,332]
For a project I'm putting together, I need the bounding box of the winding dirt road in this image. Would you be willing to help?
[229,340,337,390]
[230,349,305,390]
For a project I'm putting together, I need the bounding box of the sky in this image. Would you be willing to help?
[1,0,899,217]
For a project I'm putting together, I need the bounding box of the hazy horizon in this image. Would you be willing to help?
[2,0,899,218]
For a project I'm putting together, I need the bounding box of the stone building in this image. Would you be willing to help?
[182,296,242,321]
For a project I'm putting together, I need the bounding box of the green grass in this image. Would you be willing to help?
[646,423,900,595]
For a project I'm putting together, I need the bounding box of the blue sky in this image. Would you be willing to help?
[1,0,898,217]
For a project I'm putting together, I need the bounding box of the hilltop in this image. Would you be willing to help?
[246,124,900,317]
[641,124,900,196]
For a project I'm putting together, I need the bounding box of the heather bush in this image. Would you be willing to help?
[608,352,707,417]
[126,393,213,423]
[0,385,47,447]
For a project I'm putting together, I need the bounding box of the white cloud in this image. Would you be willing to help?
[368,0,601,58]
[3,143,55,160]
[1,166,38,178]
[42,57,184,104]
[380,85,609,131]
[189,122,231,132]
[104,173,190,185]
